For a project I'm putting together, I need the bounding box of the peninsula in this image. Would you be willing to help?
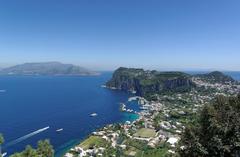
[64,68,240,157]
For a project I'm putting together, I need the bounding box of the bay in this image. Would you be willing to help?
[0,73,138,156]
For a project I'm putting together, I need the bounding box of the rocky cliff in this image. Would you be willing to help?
[106,67,196,97]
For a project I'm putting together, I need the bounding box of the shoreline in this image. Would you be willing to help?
[59,101,140,157]
[68,77,239,156]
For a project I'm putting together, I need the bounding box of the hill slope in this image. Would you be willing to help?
[195,71,235,84]
[0,62,98,76]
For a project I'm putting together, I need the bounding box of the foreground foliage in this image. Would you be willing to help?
[10,139,54,157]
[0,134,4,157]
[178,94,240,157]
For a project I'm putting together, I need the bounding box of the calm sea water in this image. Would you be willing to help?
[0,73,138,156]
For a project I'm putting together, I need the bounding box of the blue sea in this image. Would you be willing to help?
[0,73,139,156]
[0,71,239,157]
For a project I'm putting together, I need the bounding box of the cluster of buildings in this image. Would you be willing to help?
[65,146,105,157]
[192,77,240,95]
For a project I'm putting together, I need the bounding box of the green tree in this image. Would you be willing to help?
[178,94,240,157]
[36,139,54,157]
[9,153,22,157]
[0,133,4,157]
[22,145,38,157]
[10,139,54,157]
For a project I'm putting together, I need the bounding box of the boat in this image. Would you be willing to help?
[56,128,63,132]
[2,152,7,157]
[90,113,98,117]
[0,90,6,93]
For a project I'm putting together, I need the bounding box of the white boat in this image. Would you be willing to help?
[0,90,6,93]
[90,113,98,117]
[2,152,7,157]
[56,128,63,132]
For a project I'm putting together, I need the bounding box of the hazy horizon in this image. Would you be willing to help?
[1,0,240,71]
[0,61,240,72]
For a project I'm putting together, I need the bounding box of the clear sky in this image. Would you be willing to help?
[0,0,240,71]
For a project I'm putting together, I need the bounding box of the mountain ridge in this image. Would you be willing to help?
[106,67,196,98]
[194,71,235,84]
[0,62,99,76]
[106,68,237,99]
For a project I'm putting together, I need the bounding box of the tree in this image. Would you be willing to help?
[9,153,22,157]
[22,145,38,157]
[0,133,4,157]
[10,139,54,157]
[178,94,240,157]
[36,139,54,157]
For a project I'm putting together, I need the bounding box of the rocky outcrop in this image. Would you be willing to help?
[106,67,196,97]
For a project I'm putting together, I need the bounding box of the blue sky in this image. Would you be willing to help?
[0,0,240,71]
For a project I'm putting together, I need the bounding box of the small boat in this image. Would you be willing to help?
[0,90,6,93]
[90,113,98,117]
[56,128,63,132]
[2,152,7,157]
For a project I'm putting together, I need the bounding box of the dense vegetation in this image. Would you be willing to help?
[10,139,54,157]
[107,68,236,99]
[106,67,195,98]
[195,71,235,84]
[0,135,54,157]
[0,134,4,157]
[178,94,240,157]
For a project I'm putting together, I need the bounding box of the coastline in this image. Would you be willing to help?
[0,74,136,156]
[59,97,140,157]
[62,78,226,156]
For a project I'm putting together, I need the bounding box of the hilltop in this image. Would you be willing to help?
[194,71,235,84]
[106,68,237,99]
[106,67,195,98]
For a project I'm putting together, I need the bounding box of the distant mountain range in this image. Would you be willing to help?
[0,62,99,76]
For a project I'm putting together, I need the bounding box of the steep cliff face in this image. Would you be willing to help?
[106,67,141,92]
[106,67,196,96]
